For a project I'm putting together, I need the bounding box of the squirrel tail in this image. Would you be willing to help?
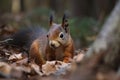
[5,26,47,49]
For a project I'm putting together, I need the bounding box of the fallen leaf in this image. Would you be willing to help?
[8,53,23,61]
[73,53,85,63]
[42,61,72,76]
[30,63,43,76]
[0,62,11,76]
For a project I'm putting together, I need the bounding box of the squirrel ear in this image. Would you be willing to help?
[62,14,66,27]
[62,14,69,27]
[62,14,69,33]
[49,14,54,26]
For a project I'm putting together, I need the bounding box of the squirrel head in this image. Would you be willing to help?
[47,14,70,49]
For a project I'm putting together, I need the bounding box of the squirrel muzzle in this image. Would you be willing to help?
[49,40,60,49]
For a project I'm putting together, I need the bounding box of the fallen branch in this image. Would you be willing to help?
[0,38,13,44]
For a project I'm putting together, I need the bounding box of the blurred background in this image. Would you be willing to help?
[0,0,117,49]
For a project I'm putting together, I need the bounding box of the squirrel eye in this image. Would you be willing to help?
[46,34,49,38]
[59,32,64,38]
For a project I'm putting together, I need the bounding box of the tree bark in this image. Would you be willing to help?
[71,0,120,80]
[84,0,120,69]
[85,0,120,58]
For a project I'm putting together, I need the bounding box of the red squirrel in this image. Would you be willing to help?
[29,14,75,67]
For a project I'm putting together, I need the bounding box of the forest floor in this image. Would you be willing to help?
[0,24,86,80]
[0,22,120,80]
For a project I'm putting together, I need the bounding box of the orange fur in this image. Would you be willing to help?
[29,15,74,67]
[29,39,46,67]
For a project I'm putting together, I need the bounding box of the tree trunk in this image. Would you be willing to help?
[86,0,119,56]
[71,0,120,79]
[94,0,117,22]
[71,0,94,18]
[12,0,21,14]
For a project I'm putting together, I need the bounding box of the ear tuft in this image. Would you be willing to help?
[49,12,54,26]
[62,14,69,33]
[62,14,69,27]
[62,14,66,27]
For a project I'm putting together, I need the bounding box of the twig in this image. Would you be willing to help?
[0,38,13,44]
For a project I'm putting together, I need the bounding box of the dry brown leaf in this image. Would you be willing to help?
[42,61,72,76]
[30,63,43,76]
[13,65,31,73]
[8,53,23,61]
[73,53,85,63]
[0,62,11,76]
[42,61,57,76]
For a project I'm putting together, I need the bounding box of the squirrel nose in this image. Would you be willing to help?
[49,40,60,48]
[50,43,55,47]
